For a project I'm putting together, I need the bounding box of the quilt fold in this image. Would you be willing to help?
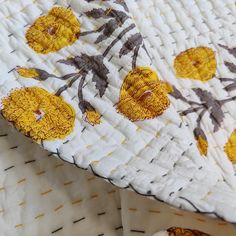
[1,0,236,223]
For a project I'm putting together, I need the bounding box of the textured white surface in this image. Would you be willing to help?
[1,115,236,235]
[1,0,236,224]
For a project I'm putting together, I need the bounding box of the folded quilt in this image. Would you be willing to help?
[2,115,236,236]
[1,0,236,223]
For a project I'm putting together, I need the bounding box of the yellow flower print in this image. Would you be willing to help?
[167,227,209,236]
[1,87,75,141]
[117,67,171,121]
[16,67,39,78]
[85,110,101,126]
[26,7,81,54]
[196,136,208,156]
[224,130,236,164]
[174,47,216,81]
[194,127,208,156]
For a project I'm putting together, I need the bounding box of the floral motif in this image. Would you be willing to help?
[1,87,75,141]
[224,130,236,164]
[26,7,80,54]
[167,227,209,236]
[117,67,171,121]
[17,54,106,126]
[85,110,101,126]
[80,6,151,68]
[194,128,208,156]
[219,44,236,91]
[171,85,236,156]
[174,47,216,81]
[17,5,152,126]
[16,67,39,78]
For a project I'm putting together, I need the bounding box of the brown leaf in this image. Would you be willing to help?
[85,8,109,19]
[95,19,119,43]
[219,44,236,58]
[170,86,188,103]
[59,54,109,97]
[224,61,236,73]
[193,88,224,132]
[119,33,143,57]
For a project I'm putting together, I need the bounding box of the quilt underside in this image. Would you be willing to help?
[1,0,236,224]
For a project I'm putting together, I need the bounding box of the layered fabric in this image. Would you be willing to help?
[1,0,236,228]
[1,116,236,235]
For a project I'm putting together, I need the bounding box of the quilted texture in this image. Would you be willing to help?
[1,0,236,224]
[127,0,236,222]
[2,115,236,236]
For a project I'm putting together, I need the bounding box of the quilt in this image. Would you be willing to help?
[1,0,236,224]
[1,115,236,235]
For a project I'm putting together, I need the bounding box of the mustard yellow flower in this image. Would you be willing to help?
[167,227,209,236]
[26,7,81,54]
[117,67,170,121]
[174,47,216,81]
[224,130,236,164]
[1,87,75,141]
[85,110,101,126]
[16,67,39,78]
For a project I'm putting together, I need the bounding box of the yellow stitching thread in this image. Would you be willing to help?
[63,181,73,186]
[173,212,184,216]
[90,194,98,199]
[17,178,26,184]
[148,210,161,214]
[54,205,63,212]
[107,190,116,194]
[55,163,64,168]
[41,189,52,196]
[35,213,45,219]
[87,176,96,181]
[36,170,46,176]
[196,218,206,222]
[15,224,23,228]
[71,199,82,205]
[19,201,25,206]
[129,208,137,212]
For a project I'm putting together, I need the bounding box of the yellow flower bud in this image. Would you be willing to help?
[196,136,208,156]
[16,67,39,78]
[225,130,236,164]
[85,110,101,126]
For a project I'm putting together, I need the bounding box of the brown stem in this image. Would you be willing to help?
[142,44,152,62]
[132,46,140,69]
[80,24,105,37]
[78,75,86,102]
[103,23,135,57]
[55,74,81,96]
[220,95,236,105]
[196,109,207,128]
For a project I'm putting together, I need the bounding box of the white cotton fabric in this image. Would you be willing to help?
[1,115,236,236]
[0,0,236,228]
